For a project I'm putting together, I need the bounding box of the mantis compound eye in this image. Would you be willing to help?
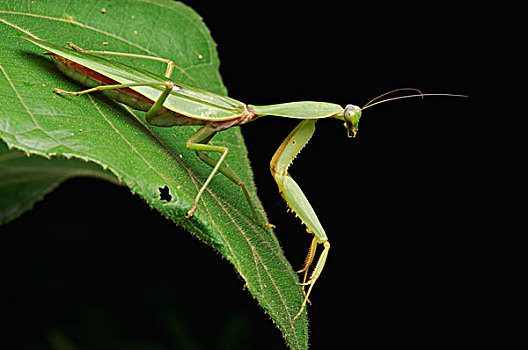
[343,104,361,138]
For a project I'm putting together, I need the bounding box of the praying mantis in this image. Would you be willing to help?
[22,36,465,323]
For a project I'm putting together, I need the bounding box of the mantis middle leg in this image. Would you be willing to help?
[270,119,330,323]
[185,124,273,228]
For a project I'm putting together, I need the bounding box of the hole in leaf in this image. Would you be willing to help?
[159,186,172,202]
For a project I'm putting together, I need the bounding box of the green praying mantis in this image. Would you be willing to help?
[22,36,465,323]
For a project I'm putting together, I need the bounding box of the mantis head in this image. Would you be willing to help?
[343,104,361,138]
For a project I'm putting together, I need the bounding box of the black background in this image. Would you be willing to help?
[1,1,490,349]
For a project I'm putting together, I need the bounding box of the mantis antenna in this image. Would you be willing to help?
[362,89,468,110]
[362,88,424,108]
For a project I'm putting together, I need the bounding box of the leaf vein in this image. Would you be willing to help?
[0,62,68,150]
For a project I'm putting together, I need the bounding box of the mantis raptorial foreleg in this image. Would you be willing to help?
[270,119,330,323]
[185,124,274,227]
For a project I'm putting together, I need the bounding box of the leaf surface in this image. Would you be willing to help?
[0,1,308,348]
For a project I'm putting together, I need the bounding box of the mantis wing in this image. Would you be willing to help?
[22,37,246,120]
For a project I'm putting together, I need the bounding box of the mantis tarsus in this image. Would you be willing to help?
[22,37,465,323]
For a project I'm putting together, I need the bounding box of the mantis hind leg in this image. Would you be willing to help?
[66,42,175,78]
[185,125,273,228]
[270,119,330,323]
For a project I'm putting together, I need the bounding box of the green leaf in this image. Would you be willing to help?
[0,1,308,348]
